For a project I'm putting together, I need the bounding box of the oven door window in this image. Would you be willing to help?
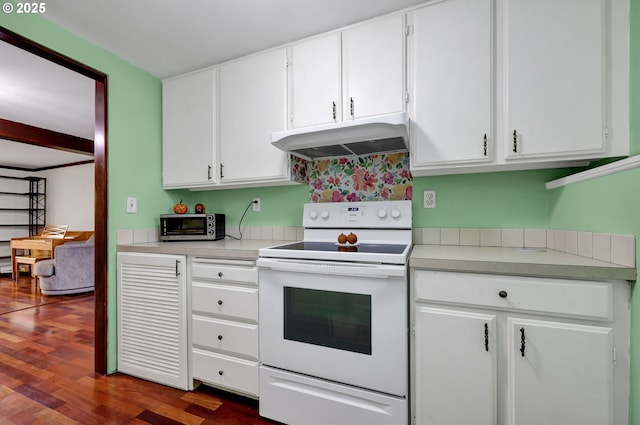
[284,287,372,355]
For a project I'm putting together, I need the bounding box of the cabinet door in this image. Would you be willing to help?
[162,68,217,188]
[290,33,341,129]
[117,252,189,390]
[415,306,497,425]
[410,0,493,168]
[218,49,288,183]
[507,318,613,425]
[342,13,405,120]
[504,0,604,159]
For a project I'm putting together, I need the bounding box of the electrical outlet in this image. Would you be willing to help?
[126,197,138,213]
[423,190,436,209]
[252,197,261,212]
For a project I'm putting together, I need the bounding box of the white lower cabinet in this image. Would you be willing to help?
[506,318,613,425]
[411,270,629,425]
[415,307,497,424]
[189,257,259,398]
[117,252,189,390]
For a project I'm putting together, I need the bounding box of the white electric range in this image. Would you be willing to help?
[258,200,412,425]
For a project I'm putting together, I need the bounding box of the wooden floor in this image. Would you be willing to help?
[0,275,277,424]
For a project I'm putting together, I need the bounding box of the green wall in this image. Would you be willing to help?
[173,168,564,230]
[0,12,171,372]
[3,5,640,422]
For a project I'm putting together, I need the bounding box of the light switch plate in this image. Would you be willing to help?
[126,197,138,213]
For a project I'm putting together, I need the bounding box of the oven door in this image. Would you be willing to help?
[258,258,408,397]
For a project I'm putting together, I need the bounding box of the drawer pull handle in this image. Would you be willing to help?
[520,327,526,357]
[218,370,224,376]
[484,323,489,352]
[498,290,508,298]
[218,334,223,340]
[218,272,223,277]
[217,300,223,306]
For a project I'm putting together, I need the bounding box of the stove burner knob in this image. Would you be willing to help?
[309,210,318,220]
[378,209,387,218]
[321,210,330,219]
[391,208,401,219]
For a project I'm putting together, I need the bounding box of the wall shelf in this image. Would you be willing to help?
[546,156,640,189]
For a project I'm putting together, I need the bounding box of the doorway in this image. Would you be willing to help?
[0,26,108,374]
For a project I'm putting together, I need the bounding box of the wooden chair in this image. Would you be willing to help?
[40,224,69,239]
[14,225,69,284]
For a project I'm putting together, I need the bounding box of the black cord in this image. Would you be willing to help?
[225,200,255,240]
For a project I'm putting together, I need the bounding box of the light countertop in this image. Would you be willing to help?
[118,240,637,281]
[117,239,287,260]
[410,245,636,281]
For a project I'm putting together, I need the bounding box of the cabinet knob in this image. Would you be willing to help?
[218,271,223,277]
[498,290,508,298]
[218,334,223,340]
[217,299,223,305]
[218,370,224,376]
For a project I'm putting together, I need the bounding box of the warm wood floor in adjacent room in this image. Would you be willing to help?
[0,275,277,424]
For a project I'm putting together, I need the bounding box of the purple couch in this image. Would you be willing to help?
[33,236,94,295]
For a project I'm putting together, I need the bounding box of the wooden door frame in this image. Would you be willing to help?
[0,26,108,374]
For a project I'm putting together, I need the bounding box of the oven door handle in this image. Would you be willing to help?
[257,258,406,278]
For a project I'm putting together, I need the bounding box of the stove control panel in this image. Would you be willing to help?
[304,200,412,229]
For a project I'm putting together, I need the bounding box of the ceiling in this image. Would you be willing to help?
[1,0,426,169]
[0,40,95,169]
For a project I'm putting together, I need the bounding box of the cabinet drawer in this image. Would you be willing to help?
[192,282,258,320]
[192,316,258,358]
[414,270,613,321]
[192,259,257,284]
[192,348,259,397]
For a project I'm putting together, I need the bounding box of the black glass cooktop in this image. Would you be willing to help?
[269,241,407,254]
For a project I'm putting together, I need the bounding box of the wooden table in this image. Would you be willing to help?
[10,231,93,282]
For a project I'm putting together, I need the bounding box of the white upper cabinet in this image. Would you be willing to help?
[409,0,493,169]
[504,0,605,160]
[342,13,406,121]
[289,33,342,128]
[162,68,217,189]
[288,13,406,129]
[218,48,289,185]
[409,0,629,177]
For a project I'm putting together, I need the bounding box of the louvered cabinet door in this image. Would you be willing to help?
[117,252,189,390]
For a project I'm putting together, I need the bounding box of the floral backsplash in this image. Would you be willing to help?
[290,152,413,202]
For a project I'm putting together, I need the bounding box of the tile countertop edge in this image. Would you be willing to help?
[116,240,289,260]
[410,245,637,282]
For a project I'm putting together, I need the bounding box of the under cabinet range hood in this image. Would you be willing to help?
[271,112,409,160]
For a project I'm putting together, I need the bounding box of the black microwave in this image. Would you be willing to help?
[160,214,225,241]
